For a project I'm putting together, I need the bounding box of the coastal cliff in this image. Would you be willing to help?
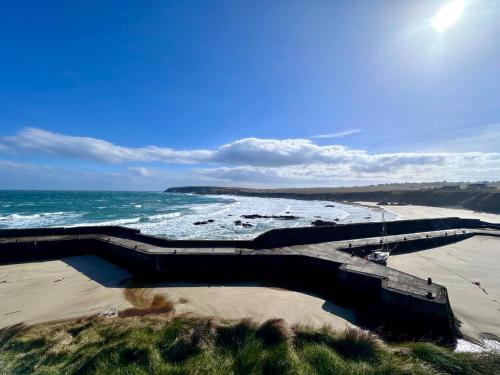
[165,185,500,215]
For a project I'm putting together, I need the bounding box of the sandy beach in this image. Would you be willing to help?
[0,255,356,331]
[357,201,500,224]
[388,235,500,342]
[358,202,500,346]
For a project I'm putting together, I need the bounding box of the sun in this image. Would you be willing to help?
[432,1,465,32]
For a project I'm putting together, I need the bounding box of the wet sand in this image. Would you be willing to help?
[0,255,356,330]
[388,235,500,342]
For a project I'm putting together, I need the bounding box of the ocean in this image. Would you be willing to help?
[0,190,394,239]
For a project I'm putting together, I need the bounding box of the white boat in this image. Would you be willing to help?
[367,212,390,265]
[367,250,390,264]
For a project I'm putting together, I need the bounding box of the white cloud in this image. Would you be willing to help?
[198,152,500,184]
[2,127,500,186]
[310,129,362,139]
[214,138,354,166]
[2,127,212,164]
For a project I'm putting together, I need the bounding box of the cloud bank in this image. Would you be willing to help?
[1,127,500,186]
[2,127,212,164]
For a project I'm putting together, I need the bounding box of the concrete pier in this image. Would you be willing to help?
[1,217,498,341]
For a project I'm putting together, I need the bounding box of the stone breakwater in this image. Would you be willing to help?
[1,218,499,341]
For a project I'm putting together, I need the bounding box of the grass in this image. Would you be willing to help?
[0,316,498,375]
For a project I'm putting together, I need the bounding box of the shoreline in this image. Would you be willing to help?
[166,186,500,215]
[356,201,500,224]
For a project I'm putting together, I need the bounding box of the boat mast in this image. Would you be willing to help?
[381,211,387,251]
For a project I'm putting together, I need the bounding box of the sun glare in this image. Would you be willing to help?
[432,1,465,32]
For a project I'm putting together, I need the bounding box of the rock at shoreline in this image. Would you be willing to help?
[311,219,338,227]
[234,220,253,227]
[193,219,215,226]
[241,214,299,220]
[325,204,336,208]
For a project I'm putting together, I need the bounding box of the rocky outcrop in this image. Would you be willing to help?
[311,219,338,227]
[193,219,215,225]
[241,214,299,220]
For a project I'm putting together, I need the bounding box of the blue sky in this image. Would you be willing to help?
[0,0,499,190]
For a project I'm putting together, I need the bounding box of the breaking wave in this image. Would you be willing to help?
[0,191,394,239]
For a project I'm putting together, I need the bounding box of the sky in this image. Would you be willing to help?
[0,0,499,190]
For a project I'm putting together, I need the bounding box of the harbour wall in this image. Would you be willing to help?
[2,217,494,341]
[0,216,489,249]
[0,235,454,340]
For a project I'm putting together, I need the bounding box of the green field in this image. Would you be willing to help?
[0,316,498,375]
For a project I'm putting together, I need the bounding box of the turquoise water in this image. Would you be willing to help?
[0,190,392,239]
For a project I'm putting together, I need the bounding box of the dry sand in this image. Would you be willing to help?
[357,201,500,223]
[0,255,356,330]
[388,235,500,342]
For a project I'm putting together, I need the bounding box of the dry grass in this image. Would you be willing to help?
[256,318,295,345]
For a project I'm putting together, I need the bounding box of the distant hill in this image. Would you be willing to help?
[165,183,500,215]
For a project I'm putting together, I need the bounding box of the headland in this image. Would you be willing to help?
[165,184,500,215]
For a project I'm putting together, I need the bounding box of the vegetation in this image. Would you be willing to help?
[0,315,498,375]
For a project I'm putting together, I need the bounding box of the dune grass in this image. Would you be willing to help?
[0,315,498,375]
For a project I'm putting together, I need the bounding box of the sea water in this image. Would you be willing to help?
[0,190,395,239]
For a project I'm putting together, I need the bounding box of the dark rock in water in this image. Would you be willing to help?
[241,214,299,220]
[242,222,253,227]
[234,220,242,226]
[311,219,338,227]
[334,218,340,221]
[241,214,262,219]
[325,204,336,207]
[194,219,214,225]
[285,211,290,214]
[275,215,299,220]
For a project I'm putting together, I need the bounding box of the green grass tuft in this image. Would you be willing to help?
[409,342,472,374]
[0,316,498,375]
